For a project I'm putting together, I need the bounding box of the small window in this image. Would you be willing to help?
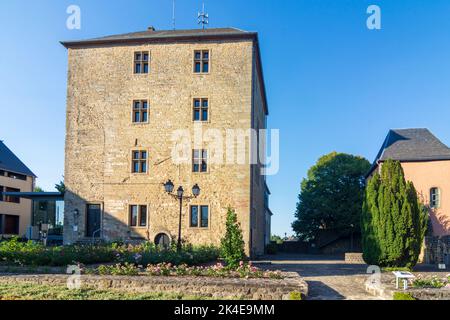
[190,205,209,228]
[132,150,148,173]
[193,149,208,173]
[134,51,149,74]
[193,98,208,121]
[132,100,149,123]
[4,187,20,204]
[129,205,148,227]
[190,206,198,227]
[194,50,209,73]
[200,206,209,228]
[430,188,441,208]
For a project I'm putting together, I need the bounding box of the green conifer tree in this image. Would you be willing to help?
[220,207,245,269]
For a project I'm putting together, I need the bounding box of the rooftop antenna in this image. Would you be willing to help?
[172,0,176,30]
[197,2,209,29]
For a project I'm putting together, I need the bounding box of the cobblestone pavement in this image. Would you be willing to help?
[256,254,380,300]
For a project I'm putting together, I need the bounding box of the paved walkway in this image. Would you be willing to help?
[256,254,379,300]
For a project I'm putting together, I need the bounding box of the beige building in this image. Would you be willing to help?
[369,129,450,263]
[0,141,35,237]
[61,27,271,256]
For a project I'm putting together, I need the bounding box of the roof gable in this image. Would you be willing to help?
[0,141,36,177]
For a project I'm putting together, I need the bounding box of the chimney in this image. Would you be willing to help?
[147,26,156,32]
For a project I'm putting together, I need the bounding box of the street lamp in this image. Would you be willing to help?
[163,180,201,252]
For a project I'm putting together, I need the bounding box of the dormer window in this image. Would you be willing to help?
[430,188,441,208]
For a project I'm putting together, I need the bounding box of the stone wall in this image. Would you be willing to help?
[0,272,307,300]
[344,253,365,264]
[423,236,450,265]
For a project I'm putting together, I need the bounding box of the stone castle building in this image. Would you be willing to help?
[61,27,271,256]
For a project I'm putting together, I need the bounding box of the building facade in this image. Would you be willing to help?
[62,28,270,256]
[0,141,35,237]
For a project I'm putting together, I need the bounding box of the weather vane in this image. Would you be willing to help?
[197,2,209,29]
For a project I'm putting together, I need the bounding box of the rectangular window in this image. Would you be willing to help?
[4,187,20,204]
[0,186,3,202]
[190,206,209,228]
[7,172,27,181]
[200,206,209,228]
[130,205,138,227]
[430,188,441,208]
[134,51,149,74]
[139,205,147,227]
[132,100,149,123]
[193,149,208,173]
[132,150,148,173]
[129,205,147,227]
[193,98,208,121]
[194,50,209,73]
[190,206,198,227]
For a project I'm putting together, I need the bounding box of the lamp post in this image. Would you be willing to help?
[164,180,200,252]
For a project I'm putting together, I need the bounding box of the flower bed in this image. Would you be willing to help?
[0,237,219,267]
[87,261,283,279]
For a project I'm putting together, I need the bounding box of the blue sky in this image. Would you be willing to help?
[1,0,450,237]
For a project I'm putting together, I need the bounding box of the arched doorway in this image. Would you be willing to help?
[154,233,171,248]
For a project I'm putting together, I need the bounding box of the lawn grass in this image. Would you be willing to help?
[0,283,214,300]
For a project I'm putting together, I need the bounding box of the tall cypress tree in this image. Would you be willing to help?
[361,160,428,268]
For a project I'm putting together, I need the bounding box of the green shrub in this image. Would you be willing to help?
[412,276,446,289]
[97,263,140,276]
[382,267,412,272]
[0,237,219,267]
[393,292,416,300]
[289,291,303,300]
[220,208,245,269]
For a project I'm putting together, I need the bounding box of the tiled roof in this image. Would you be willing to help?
[0,141,36,177]
[368,128,450,176]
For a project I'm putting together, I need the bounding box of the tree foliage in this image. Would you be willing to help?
[55,179,66,193]
[361,159,428,268]
[220,207,245,268]
[292,152,371,241]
